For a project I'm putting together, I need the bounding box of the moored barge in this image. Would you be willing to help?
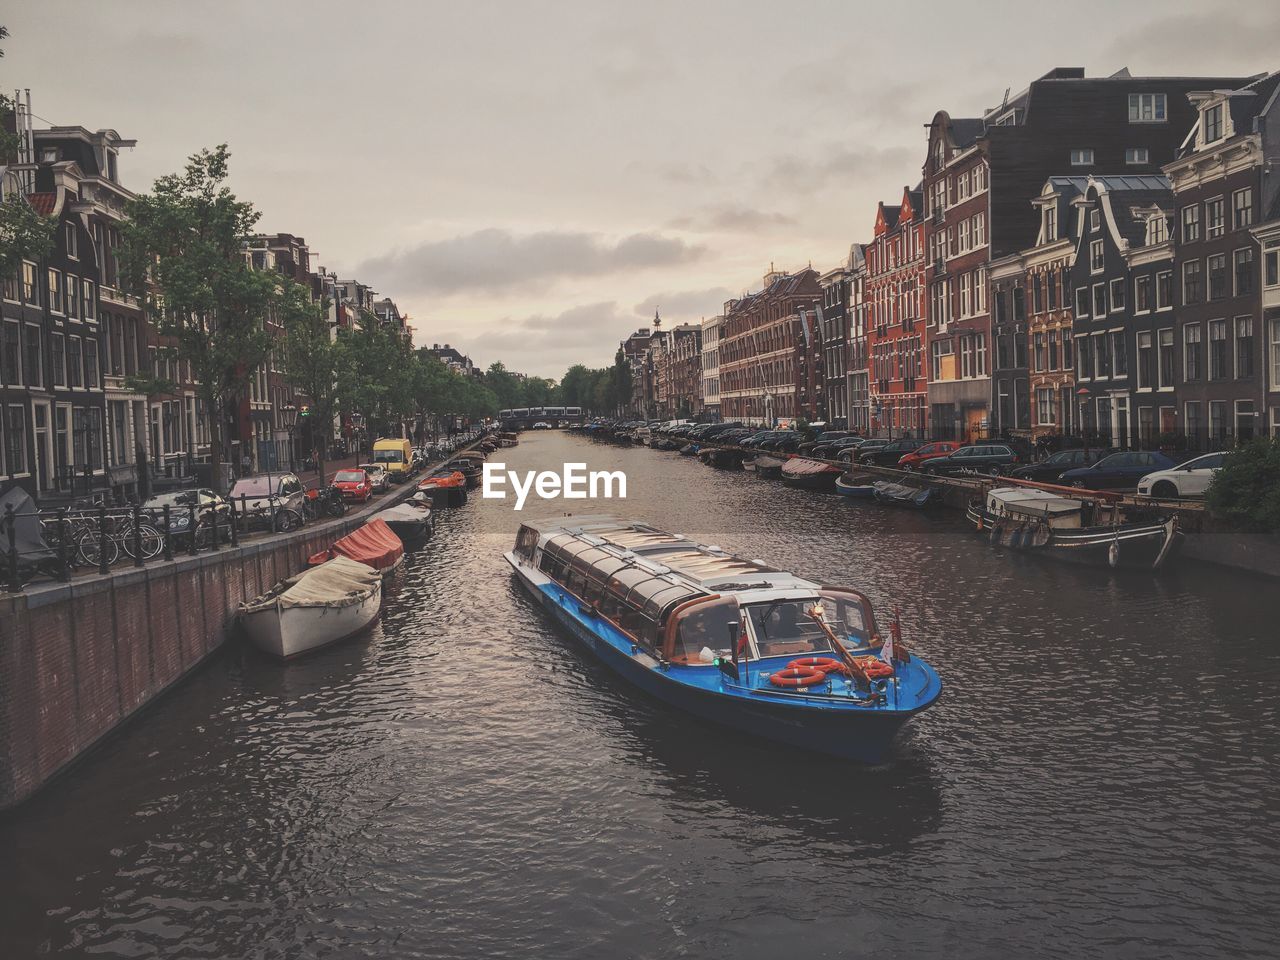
[505,516,942,763]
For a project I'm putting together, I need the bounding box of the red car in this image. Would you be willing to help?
[897,440,963,471]
[332,468,373,502]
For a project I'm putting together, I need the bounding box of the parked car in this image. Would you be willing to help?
[532,421,552,429]
[799,431,854,454]
[858,438,924,466]
[1136,451,1229,499]
[332,468,374,502]
[922,443,1021,477]
[1059,450,1179,491]
[228,473,307,530]
[1008,448,1110,484]
[896,440,962,471]
[143,489,230,543]
[358,463,391,493]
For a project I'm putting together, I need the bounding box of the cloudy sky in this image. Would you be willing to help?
[6,0,1276,377]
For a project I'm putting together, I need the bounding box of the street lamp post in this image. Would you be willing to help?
[281,402,298,473]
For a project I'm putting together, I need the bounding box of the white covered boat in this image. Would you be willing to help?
[239,555,382,659]
[370,501,434,543]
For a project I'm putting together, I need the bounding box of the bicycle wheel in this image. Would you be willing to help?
[76,528,120,568]
[273,508,304,532]
[121,523,165,561]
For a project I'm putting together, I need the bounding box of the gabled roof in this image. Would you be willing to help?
[1227,70,1280,133]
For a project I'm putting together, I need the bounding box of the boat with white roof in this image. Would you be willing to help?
[505,516,942,763]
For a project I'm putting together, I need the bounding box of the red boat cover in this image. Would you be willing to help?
[309,518,404,572]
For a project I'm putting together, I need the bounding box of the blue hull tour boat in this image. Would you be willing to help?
[506,517,942,763]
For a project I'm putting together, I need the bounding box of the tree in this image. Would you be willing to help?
[335,311,416,452]
[119,145,277,487]
[612,349,633,415]
[483,361,523,410]
[0,26,56,276]
[279,282,341,485]
[1206,437,1280,533]
[559,364,594,408]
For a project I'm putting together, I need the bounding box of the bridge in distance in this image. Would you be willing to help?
[499,406,585,429]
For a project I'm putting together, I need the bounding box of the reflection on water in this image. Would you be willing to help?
[2,431,1278,959]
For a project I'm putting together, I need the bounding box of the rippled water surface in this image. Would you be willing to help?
[3,432,1279,958]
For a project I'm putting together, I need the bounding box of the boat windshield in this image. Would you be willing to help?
[745,600,835,658]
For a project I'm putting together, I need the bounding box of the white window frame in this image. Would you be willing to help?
[1125,147,1149,165]
[1071,149,1095,167]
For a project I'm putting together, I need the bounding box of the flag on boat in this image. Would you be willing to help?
[879,634,895,665]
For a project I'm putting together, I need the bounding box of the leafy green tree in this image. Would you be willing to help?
[336,310,416,452]
[0,27,56,275]
[119,145,277,486]
[279,282,341,484]
[521,376,556,406]
[612,349,633,414]
[559,364,593,408]
[483,362,523,410]
[1206,437,1280,533]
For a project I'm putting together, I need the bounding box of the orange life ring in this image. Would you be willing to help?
[769,666,826,689]
[787,657,849,676]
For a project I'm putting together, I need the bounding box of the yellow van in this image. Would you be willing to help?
[371,438,413,482]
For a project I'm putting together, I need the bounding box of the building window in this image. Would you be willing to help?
[1048,329,1060,370]
[1158,329,1174,388]
[1112,330,1128,377]
[50,334,65,386]
[84,338,99,390]
[1182,206,1200,243]
[1037,388,1056,425]
[1090,240,1105,272]
[67,337,83,388]
[1209,400,1227,443]
[1146,215,1168,245]
[22,261,38,304]
[1129,92,1167,122]
[1266,242,1280,288]
[6,405,27,474]
[1236,400,1257,441]
[1207,253,1227,300]
[2,269,17,303]
[1234,248,1255,296]
[1094,331,1111,378]
[1155,270,1172,310]
[1075,286,1090,319]
[1206,198,1225,239]
[1183,260,1203,303]
[1233,188,1254,229]
[1,322,19,385]
[1235,317,1253,379]
[65,274,79,319]
[82,279,96,321]
[1209,319,1229,380]
[1093,284,1107,318]
[1125,147,1149,165]
[1136,331,1153,389]
[1077,335,1092,379]
[1042,206,1057,243]
[1184,324,1203,382]
[1032,274,1043,314]
[1135,275,1153,313]
[47,269,63,314]
[1270,317,1280,390]
[1071,149,1094,167]
[1186,401,1204,446]
[1034,332,1045,372]
[1202,103,1224,143]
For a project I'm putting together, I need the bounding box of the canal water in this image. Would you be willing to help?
[2,431,1278,959]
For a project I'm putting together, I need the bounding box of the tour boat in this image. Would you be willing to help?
[505,516,942,763]
[369,501,434,544]
[781,457,842,491]
[240,555,382,659]
[309,518,405,575]
[834,472,878,498]
[967,486,1181,569]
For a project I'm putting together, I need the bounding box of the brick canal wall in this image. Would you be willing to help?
[0,514,366,814]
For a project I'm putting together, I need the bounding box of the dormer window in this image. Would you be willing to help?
[1070,149,1094,167]
[1128,93,1167,122]
[1090,208,1101,234]
[1042,205,1057,243]
[40,147,58,163]
[1202,103,1224,144]
[1146,215,1168,246]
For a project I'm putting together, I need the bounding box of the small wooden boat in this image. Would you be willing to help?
[451,453,486,486]
[873,481,938,508]
[309,518,405,575]
[835,472,877,498]
[745,454,786,478]
[240,556,382,659]
[781,457,841,491]
[370,501,434,543]
[699,446,746,469]
[967,486,1181,570]
[419,470,468,507]
[498,432,519,448]
[505,516,942,763]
